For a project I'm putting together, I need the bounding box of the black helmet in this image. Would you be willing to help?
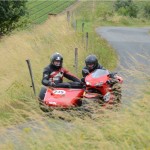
[85,54,98,71]
[50,52,63,69]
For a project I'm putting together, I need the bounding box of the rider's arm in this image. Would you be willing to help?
[81,67,89,83]
[41,66,51,86]
[82,67,89,77]
[63,69,81,82]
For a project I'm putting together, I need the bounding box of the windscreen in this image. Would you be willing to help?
[91,69,109,78]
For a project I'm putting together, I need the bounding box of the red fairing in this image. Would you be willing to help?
[44,88,84,108]
[84,69,123,107]
[85,69,110,95]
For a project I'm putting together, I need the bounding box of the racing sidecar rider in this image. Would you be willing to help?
[81,54,120,85]
[42,52,82,88]
[81,54,106,83]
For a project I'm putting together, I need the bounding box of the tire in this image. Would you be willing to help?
[111,82,122,103]
[38,87,47,101]
[38,87,49,112]
[76,99,82,106]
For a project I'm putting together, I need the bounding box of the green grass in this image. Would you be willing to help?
[73,1,150,27]
[72,1,118,70]
[26,0,76,24]
[1,89,150,149]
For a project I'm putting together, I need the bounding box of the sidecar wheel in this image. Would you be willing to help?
[38,87,49,112]
[76,99,82,106]
[39,87,47,101]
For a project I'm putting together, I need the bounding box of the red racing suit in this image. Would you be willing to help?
[42,64,81,87]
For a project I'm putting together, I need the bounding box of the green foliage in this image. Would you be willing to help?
[74,1,114,22]
[0,0,76,34]
[114,0,131,11]
[96,3,114,21]
[72,1,117,69]
[143,2,150,19]
[120,16,130,25]
[0,0,27,35]
[114,0,138,18]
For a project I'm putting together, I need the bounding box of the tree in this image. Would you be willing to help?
[0,0,27,35]
[143,2,150,19]
[114,0,138,18]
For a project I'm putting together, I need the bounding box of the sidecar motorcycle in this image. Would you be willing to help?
[38,69,123,111]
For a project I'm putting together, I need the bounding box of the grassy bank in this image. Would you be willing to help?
[0,85,150,150]
[70,1,118,69]
[0,15,83,126]
[0,1,150,149]
[0,11,117,127]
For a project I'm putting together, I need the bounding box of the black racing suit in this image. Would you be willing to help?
[81,63,106,82]
[42,64,82,88]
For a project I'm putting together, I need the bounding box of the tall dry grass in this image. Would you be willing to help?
[0,86,150,150]
[0,14,88,126]
[0,13,116,126]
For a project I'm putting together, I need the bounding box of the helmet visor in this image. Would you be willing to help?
[53,60,61,66]
[87,63,94,70]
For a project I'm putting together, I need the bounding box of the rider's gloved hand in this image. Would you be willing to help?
[48,82,56,87]
[107,80,112,85]
[81,77,85,83]
[79,80,85,89]
[109,72,117,79]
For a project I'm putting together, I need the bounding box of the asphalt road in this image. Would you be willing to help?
[96,27,150,104]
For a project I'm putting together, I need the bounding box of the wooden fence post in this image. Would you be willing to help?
[85,32,88,50]
[82,22,84,32]
[82,22,84,43]
[67,11,70,23]
[26,59,36,96]
[74,48,78,74]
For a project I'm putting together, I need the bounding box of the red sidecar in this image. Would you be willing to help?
[39,85,84,111]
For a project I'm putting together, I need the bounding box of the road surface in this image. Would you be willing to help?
[96,27,150,105]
